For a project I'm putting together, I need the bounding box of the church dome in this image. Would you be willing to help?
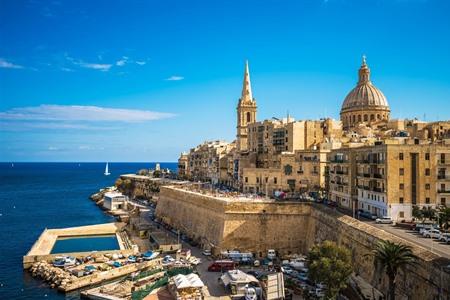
[341,57,389,112]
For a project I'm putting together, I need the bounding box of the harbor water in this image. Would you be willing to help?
[0,162,176,300]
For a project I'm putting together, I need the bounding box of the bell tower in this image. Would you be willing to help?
[236,60,257,152]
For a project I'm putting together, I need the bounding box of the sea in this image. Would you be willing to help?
[0,162,177,300]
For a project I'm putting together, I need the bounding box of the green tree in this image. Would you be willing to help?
[308,240,353,299]
[153,170,161,178]
[421,207,435,221]
[412,206,423,223]
[137,169,149,176]
[437,206,450,229]
[368,240,417,300]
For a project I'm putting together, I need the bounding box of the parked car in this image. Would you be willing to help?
[207,260,236,272]
[282,266,294,275]
[358,210,377,220]
[439,233,450,243]
[375,216,394,224]
[267,249,276,260]
[416,223,438,233]
[422,229,441,239]
[253,260,261,267]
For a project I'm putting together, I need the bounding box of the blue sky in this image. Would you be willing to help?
[0,0,449,162]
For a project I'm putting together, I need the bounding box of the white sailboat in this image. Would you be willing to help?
[104,163,111,176]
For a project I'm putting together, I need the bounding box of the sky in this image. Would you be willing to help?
[0,0,449,162]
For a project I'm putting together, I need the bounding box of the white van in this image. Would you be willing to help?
[267,249,276,260]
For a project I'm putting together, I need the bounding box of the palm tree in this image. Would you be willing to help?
[368,240,418,300]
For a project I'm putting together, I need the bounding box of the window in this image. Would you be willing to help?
[399,183,404,190]
[399,211,404,218]
[274,177,277,184]
[245,177,248,183]
[246,112,251,123]
[425,184,430,190]
[256,177,259,183]
[399,197,404,204]
[442,198,446,205]
[265,177,268,183]
[399,153,404,160]
[399,168,404,176]
[425,153,430,160]
[425,168,430,176]
[426,197,430,204]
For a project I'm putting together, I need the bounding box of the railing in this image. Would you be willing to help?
[438,189,450,193]
[363,173,370,178]
[438,160,447,164]
[373,187,385,193]
[373,173,383,179]
[330,159,348,163]
[337,170,349,175]
[437,175,450,180]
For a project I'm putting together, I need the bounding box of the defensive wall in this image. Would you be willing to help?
[156,186,450,299]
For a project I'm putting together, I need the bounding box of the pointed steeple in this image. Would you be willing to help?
[358,55,371,84]
[240,60,253,103]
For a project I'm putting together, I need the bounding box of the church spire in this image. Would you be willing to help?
[358,55,371,84]
[240,60,253,103]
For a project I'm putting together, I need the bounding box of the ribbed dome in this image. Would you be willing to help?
[341,57,389,112]
[342,83,388,110]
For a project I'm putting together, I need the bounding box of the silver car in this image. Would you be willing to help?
[375,216,393,224]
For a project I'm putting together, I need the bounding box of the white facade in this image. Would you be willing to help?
[103,192,127,211]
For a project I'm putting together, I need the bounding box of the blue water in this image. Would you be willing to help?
[51,235,120,254]
[0,162,176,300]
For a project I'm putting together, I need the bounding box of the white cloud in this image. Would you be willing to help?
[48,146,59,151]
[0,58,24,69]
[61,67,74,72]
[80,62,112,71]
[135,61,147,66]
[0,105,176,122]
[166,75,184,81]
[65,54,112,72]
[116,56,129,67]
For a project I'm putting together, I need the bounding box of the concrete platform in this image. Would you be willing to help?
[23,222,132,269]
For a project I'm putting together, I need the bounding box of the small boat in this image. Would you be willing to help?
[142,251,160,261]
[11,163,14,167]
[127,255,137,263]
[53,256,77,268]
[104,163,110,176]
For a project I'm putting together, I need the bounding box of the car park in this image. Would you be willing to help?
[375,216,393,224]
[422,229,441,239]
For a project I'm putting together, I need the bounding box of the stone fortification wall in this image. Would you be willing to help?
[156,186,449,299]
[155,187,227,248]
[156,186,312,255]
[309,206,450,299]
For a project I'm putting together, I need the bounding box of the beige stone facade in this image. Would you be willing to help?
[181,140,235,184]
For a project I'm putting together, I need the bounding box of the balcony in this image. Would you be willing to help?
[336,170,347,175]
[363,173,370,178]
[437,175,450,180]
[373,173,383,179]
[438,189,450,193]
[373,187,385,193]
[438,160,449,165]
[331,159,348,163]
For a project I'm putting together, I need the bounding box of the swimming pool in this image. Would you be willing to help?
[51,234,120,254]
